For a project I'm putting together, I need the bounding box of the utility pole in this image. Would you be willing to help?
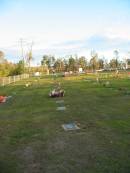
[27,41,34,73]
[20,38,25,73]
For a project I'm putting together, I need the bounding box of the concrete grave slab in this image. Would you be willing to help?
[62,123,80,131]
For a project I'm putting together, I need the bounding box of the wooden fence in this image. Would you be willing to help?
[0,74,29,86]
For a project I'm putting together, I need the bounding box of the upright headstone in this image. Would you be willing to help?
[46,69,49,75]
[79,68,83,73]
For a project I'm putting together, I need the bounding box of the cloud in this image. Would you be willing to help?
[52,35,130,51]
[38,35,130,61]
[1,34,130,64]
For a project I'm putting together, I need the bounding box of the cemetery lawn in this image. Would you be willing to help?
[0,74,130,173]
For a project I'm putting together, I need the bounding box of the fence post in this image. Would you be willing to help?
[1,74,29,86]
[2,78,5,86]
[8,76,11,84]
[13,76,15,83]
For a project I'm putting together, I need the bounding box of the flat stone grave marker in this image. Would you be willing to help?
[6,96,12,100]
[84,79,92,82]
[62,123,80,131]
[125,91,130,95]
[56,100,64,104]
[57,106,66,111]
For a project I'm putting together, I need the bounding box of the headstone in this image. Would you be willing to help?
[57,106,66,111]
[62,123,80,131]
[84,79,91,82]
[79,68,83,73]
[6,96,12,100]
[46,69,49,75]
[34,72,41,77]
[25,82,31,87]
[25,83,29,87]
[64,72,69,76]
[56,100,64,104]
[105,81,110,86]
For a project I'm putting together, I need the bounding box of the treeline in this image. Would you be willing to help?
[41,50,128,73]
[0,51,24,77]
[0,50,129,77]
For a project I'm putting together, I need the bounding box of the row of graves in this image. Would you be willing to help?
[0,77,80,131]
[84,72,130,95]
[49,82,80,131]
[1,72,130,131]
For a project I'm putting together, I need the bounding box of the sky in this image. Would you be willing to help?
[0,0,130,65]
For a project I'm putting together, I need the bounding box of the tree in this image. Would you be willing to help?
[78,56,87,70]
[90,50,99,72]
[125,52,130,69]
[126,59,130,69]
[41,55,55,68]
[26,51,33,73]
[103,58,110,70]
[54,58,65,72]
[68,56,77,71]
[109,59,117,69]
[98,58,104,69]
[0,53,15,77]
[9,60,24,75]
[63,58,69,71]
[25,41,34,73]
[113,50,119,69]
[0,51,5,63]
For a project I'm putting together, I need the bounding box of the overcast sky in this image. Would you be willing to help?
[0,0,130,64]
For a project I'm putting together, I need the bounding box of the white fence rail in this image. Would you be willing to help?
[0,74,29,86]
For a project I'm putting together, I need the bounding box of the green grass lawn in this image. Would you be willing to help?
[0,74,130,173]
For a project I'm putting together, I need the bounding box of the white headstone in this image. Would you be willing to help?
[34,72,40,77]
[79,68,83,73]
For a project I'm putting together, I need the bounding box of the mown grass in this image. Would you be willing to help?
[0,74,130,173]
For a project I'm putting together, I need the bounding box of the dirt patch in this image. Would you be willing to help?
[16,145,42,173]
